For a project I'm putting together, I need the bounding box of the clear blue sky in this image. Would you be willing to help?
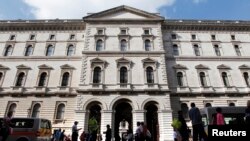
[0,0,250,20]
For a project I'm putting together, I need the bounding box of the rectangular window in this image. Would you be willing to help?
[234,45,241,56]
[211,34,216,40]
[97,29,104,35]
[49,34,55,40]
[144,29,150,35]
[10,35,16,40]
[171,34,177,40]
[30,34,35,40]
[70,34,75,40]
[191,34,196,40]
[121,29,127,35]
[231,35,235,40]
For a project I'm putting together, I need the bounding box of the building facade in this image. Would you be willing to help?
[0,5,250,141]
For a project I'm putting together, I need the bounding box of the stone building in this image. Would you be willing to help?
[0,5,250,141]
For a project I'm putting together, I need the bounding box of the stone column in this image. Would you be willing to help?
[101,110,113,141]
[132,110,145,133]
[158,109,173,141]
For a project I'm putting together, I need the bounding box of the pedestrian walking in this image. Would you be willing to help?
[189,103,207,141]
[1,111,14,141]
[72,121,82,141]
[177,111,189,141]
[105,124,111,141]
[59,129,65,141]
[215,107,225,125]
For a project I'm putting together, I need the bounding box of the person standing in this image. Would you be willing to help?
[245,100,250,125]
[189,103,207,141]
[135,122,141,141]
[1,111,13,141]
[105,124,111,141]
[59,129,65,141]
[72,121,82,141]
[177,111,189,141]
[215,107,225,125]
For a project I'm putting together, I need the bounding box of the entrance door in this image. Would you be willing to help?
[114,101,132,141]
[145,103,159,141]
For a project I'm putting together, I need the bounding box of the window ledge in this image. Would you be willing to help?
[53,119,66,124]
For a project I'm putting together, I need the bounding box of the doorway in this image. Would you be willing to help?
[145,102,159,141]
[113,100,132,141]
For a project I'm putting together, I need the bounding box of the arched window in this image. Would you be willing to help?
[93,67,101,83]
[222,72,230,87]
[120,67,128,83]
[56,103,65,120]
[194,44,200,56]
[0,72,3,83]
[173,44,179,56]
[146,67,154,83]
[120,39,127,51]
[181,103,189,119]
[4,45,13,56]
[25,45,33,56]
[199,72,207,87]
[31,103,41,118]
[16,72,25,86]
[96,40,103,51]
[205,103,212,107]
[177,72,184,86]
[46,45,54,56]
[38,72,47,86]
[67,45,74,56]
[243,72,249,86]
[61,72,70,86]
[234,45,241,56]
[214,45,221,56]
[7,103,17,115]
[145,39,151,51]
[229,103,235,107]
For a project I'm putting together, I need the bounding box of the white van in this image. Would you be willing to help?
[0,117,52,141]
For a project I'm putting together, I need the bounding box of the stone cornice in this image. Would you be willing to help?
[0,19,85,31]
[163,19,250,31]
[82,51,165,55]
[166,56,250,61]
[0,56,82,61]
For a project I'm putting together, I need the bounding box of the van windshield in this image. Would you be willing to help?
[11,119,34,128]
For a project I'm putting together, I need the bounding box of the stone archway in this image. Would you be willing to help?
[112,99,133,141]
[144,101,159,141]
[86,101,102,134]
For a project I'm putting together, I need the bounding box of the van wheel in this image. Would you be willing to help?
[16,138,29,141]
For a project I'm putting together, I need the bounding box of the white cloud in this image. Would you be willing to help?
[192,0,207,4]
[22,0,175,19]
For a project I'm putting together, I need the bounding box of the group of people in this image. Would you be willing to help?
[173,100,250,141]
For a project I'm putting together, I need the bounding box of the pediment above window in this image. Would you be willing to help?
[38,64,53,69]
[83,5,164,22]
[217,64,231,69]
[142,58,157,68]
[116,58,131,63]
[60,64,75,69]
[142,58,157,63]
[195,64,210,69]
[0,64,9,70]
[90,58,106,68]
[116,58,132,69]
[239,64,250,69]
[16,64,31,69]
[172,64,187,69]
